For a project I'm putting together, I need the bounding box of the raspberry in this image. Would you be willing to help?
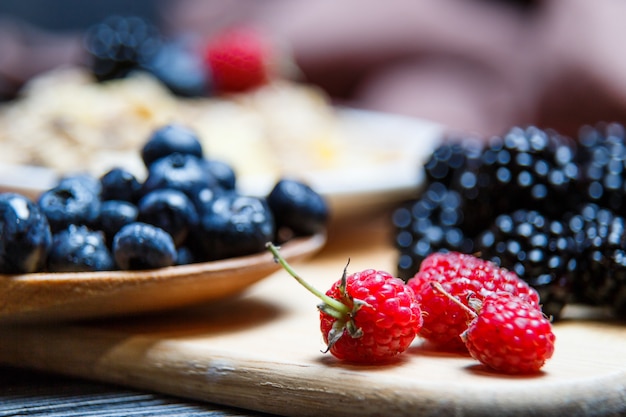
[203,28,272,93]
[407,252,539,350]
[267,243,422,364]
[461,292,555,374]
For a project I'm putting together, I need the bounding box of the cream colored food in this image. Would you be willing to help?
[0,67,399,184]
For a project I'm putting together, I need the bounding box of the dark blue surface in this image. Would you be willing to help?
[0,365,272,416]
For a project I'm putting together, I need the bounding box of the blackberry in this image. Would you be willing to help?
[475,209,576,319]
[576,122,626,213]
[566,203,626,309]
[84,15,162,81]
[423,138,483,187]
[475,126,579,218]
[393,182,473,281]
[394,122,626,320]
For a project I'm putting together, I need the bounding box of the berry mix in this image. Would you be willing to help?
[272,122,626,373]
[0,15,577,374]
[393,123,626,322]
[84,15,272,97]
[269,243,555,373]
[0,123,328,274]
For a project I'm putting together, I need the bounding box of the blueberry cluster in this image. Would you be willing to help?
[84,15,209,97]
[394,123,626,320]
[0,124,328,274]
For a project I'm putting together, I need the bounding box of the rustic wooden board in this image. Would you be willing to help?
[1,214,625,417]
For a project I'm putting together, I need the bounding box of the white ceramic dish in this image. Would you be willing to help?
[0,109,443,217]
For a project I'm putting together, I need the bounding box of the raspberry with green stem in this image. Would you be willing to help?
[267,242,423,364]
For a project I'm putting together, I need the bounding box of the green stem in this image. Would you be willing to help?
[266,242,350,315]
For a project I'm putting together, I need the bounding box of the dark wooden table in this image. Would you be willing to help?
[0,365,273,416]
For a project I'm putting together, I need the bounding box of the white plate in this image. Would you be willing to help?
[0,109,443,217]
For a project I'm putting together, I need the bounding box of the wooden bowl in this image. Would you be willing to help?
[0,234,325,324]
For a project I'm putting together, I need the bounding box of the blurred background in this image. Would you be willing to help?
[1,0,626,138]
[0,0,159,30]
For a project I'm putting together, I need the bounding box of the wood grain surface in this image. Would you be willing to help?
[1,212,625,417]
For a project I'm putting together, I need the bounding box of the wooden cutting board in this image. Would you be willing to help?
[1,213,625,417]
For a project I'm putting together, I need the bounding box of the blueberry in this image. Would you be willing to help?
[0,193,52,274]
[98,200,138,244]
[144,37,210,97]
[100,168,141,202]
[141,124,204,167]
[175,246,197,265]
[188,185,223,213]
[194,193,275,260]
[38,181,100,233]
[113,222,176,270]
[47,225,115,272]
[59,173,102,197]
[203,159,237,190]
[137,189,199,246]
[267,179,329,237]
[140,153,216,198]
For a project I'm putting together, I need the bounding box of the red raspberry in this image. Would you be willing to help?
[203,27,271,93]
[320,269,423,363]
[462,292,556,374]
[407,252,540,350]
[267,243,422,364]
